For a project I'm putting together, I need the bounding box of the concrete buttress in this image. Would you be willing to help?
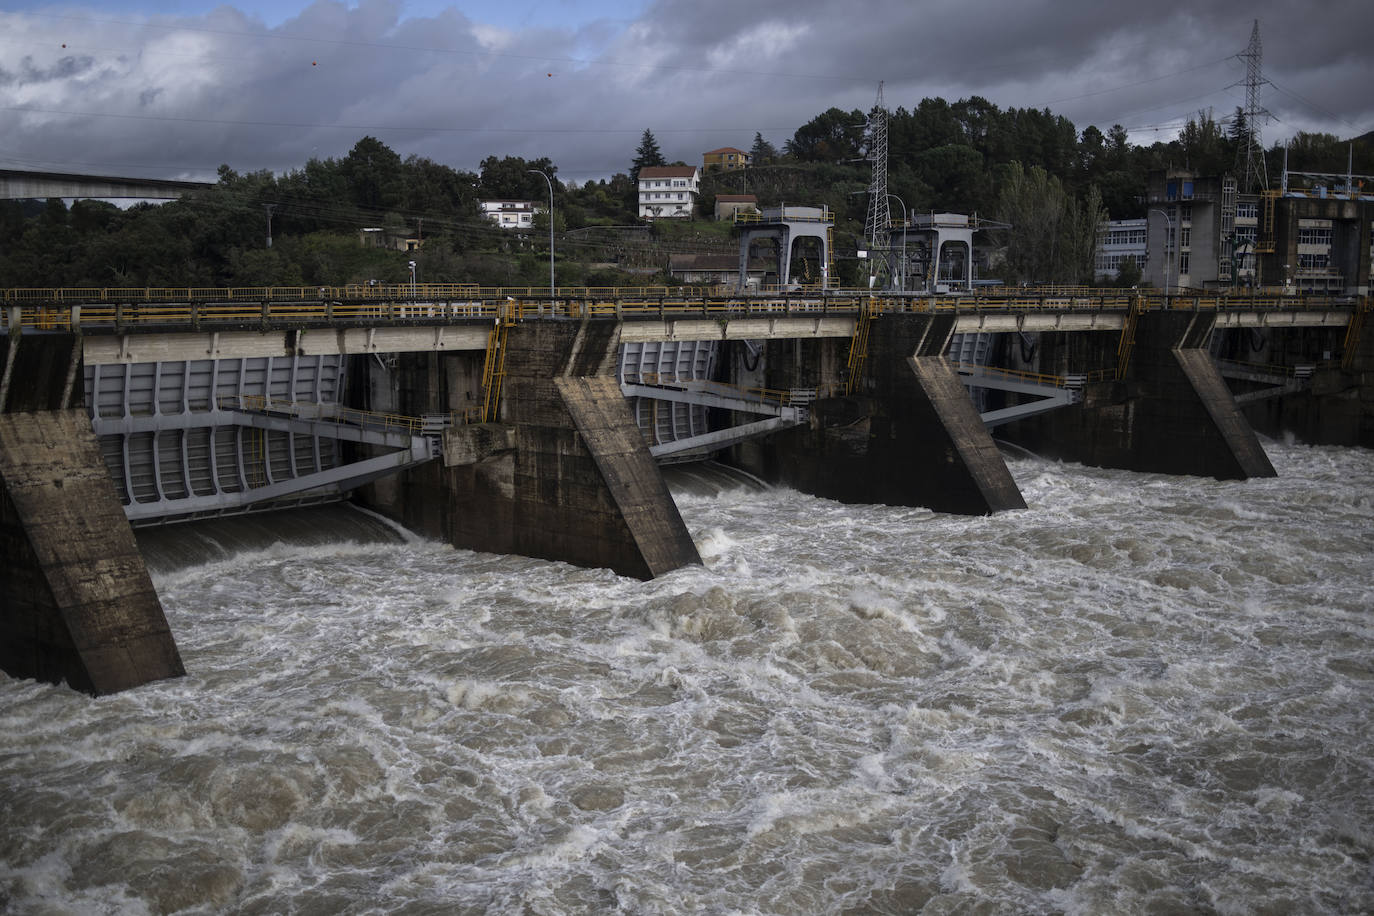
[0,409,185,694]
[1008,311,1277,479]
[370,320,701,580]
[737,314,1027,514]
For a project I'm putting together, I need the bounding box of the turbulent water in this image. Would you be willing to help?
[2,443,1372,914]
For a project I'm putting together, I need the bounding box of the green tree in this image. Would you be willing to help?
[631,129,666,182]
[994,162,1105,285]
[1114,255,1143,288]
[340,136,403,212]
[479,155,557,201]
[749,132,778,166]
[1178,109,1231,176]
[784,108,864,162]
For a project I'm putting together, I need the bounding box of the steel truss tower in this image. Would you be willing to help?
[864,83,892,287]
[1238,19,1270,193]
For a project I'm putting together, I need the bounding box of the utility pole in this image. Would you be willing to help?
[264,204,276,249]
[528,169,555,304]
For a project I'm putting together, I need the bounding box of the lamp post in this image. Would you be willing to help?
[887,193,907,291]
[528,169,555,304]
[1149,208,1172,304]
[407,260,416,300]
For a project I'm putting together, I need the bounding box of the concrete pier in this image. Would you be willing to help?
[1005,312,1277,479]
[1231,316,1374,448]
[0,409,184,694]
[361,321,702,580]
[732,314,1026,514]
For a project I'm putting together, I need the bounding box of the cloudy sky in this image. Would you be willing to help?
[1,0,1369,185]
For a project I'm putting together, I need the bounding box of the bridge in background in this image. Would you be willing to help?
[0,169,215,201]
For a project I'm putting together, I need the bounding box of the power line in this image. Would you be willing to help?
[1041,55,1234,107]
[23,11,880,85]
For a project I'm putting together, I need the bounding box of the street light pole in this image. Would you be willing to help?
[408,260,416,300]
[887,193,907,292]
[528,169,555,304]
[1149,208,1172,304]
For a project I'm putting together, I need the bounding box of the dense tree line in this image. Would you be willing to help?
[2,100,1368,289]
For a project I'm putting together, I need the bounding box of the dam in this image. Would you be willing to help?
[1,285,1369,693]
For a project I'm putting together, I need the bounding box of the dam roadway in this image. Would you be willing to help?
[1,284,1370,694]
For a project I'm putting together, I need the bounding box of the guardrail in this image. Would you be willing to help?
[626,372,839,409]
[957,363,1077,389]
[1,288,1361,333]
[219,394,482,434]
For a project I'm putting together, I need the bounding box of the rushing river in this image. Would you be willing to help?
[2,442,1371,914]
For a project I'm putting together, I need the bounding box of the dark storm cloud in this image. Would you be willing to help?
[0,0,1368,182]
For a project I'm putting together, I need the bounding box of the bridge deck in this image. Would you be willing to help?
[4,288,1357,363]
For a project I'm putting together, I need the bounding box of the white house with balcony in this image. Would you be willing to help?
[638,166,699,220]
[480,199,540,230]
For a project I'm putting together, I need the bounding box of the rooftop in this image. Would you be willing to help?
[639,166,698,180]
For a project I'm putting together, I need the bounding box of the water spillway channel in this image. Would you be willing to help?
[1,444,1371,913]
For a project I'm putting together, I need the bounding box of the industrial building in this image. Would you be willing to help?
[1143,164,1373,295]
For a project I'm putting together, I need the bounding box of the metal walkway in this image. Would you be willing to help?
[1216,360,1315,404]
[620,374,814,460]
[956,364,1083,428]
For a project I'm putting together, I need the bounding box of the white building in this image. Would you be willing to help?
[638,166,699,220]
[1094,218,1147,282]
[480,199,540,230]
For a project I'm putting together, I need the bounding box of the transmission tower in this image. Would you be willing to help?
[863,83,891,286]
[1238,19,1270,192]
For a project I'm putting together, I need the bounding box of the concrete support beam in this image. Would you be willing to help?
[734,315,1026,515]
[365,322,700,580]
[0,410,184,694]
[1009,313,1277,479]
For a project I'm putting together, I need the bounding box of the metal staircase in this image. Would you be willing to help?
[1116,298,1142,380]
[846,297,877,394]
[482,301,515,422]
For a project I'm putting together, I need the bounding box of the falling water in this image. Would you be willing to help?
[2,442,1371,914]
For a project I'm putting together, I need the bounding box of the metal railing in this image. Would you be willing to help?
[625,372,833,409]
[957,363,1080,389]
[2,288,1362,335]
[219,394,482,434]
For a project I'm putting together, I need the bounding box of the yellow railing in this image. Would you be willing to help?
[1,288,1361,334]
[1116,297,1142,379]
[959,363,1075,389]
[1342,298,1369,370]
[1214,358,1310,378]
[846,297,876,395]
[482,301,515,423]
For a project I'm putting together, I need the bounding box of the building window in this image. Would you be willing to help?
[1182,181,1194,199]
[1178,252,1190,274]
[1166,181,1177,201]
[1237,202,1258,219]
[1180,228,1191,248]
[1297,227,1333,246]
[1180,204,1192,222]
